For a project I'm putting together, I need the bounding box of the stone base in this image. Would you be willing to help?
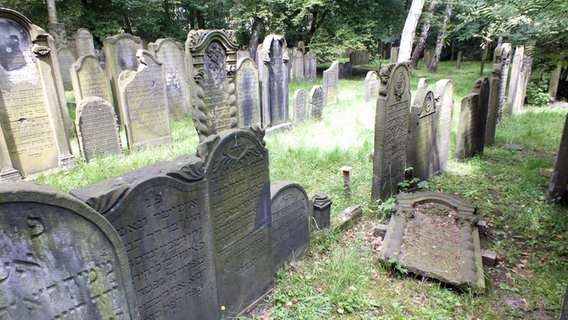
[0,168,21,182]
[58,153,76,167]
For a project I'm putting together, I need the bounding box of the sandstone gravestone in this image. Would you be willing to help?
[270,181,310,271]
[323,60,339,105]
[364,71,379,102]
[293,89,307,123]
[431,79,454,173]
[70,54,112,103]
[390,47,399,64]
[371,63,410,200]
[486,44,511,146]
[74,28,96,57]
[309,85,324,120]
[149,38,191,119]
[118,50,171,149]
[259,34,291,131]
[455,92,481,160]
[505,45,524,115]
[291,48,304,81]
[495,43,512,121]
[0,182,139,319]
[379,192,485,293]
[472,77,489,155]
[548,113,568,203]
[423,49,433,68]
[304,52,317,83]
[75,97,122,161]
[235,57,261,127]
[57,47,77,90]
[186,29,239,141]
[198,129,273,317]
[71,156,219,320]
[0,9,74,177]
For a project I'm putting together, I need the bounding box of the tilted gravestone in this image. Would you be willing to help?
[149,38,191,120]
[505,45,524,115]
[431,79,454,173]
[364,71,379,102]
[118,50,171,149]
[70,54,112,103]
[71,156,219,320]
[74,28,96,57]
[0,182,139,319]
[309,85,324,121]
[455,92,481,160]
[472,77,490,155]
[57,47,77,90]
[293,89,307,123]
[185,29,239,141]
[548,113,568,203]
[495,43,512,122]
[304,52,317,83]
[0,8,74,178]
[486,44,511,146]
[258,34,291,131]
[75,97,122,161]
[371,63,411,201]
[270,181,310,271]
[235,57,261,128]
[291,48,304,81]
[198,129,273,317]
[379,192,485,293]
[322,60,339,105]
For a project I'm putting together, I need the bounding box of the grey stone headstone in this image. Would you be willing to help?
[390,47,399,64]
[407,80,436,181]
[486,44,511,146]
[371,63,410,201]
[431,79,454,173]
[0,182,139,319]
[76,97,122,161]
[57,47,77,90]
[309,85,324,120]
[293,89,307,123]
[70,54,113,103]
[74,28,96,57]
[291,48,304,81]
[472,77,489,155]
[505,45,524,115]
[496,43,512,122]
[364,71,379,102]
[455,93,481,160]
[322,61,339,105]
[236,57,261,127]
[548,113,568,203]
[303,52,317,83]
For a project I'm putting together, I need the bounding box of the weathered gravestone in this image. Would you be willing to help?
[270,181,310,271]
[423,49,433,68]
[309,85,324,121]
[547,113,568,203]
[390,47,399,64]
[149,38,191,120]
[291,48,304,81]
[338,62,352,80]
[76,97,122,161]
[118,50,171,149]
[198,128,273,317]
[70,54,113,103]
[57,47,77,90]
[495,43,512,122]
[379,192,485,293]
[455,91,481,160]
[71,156,219,320]
[258,34,291,131]
[293,89,307,123]
[0,182,139,319]
[486,44,511,146]
[74,28,96,57]
[364,71,379,102]
[185,29,239,141]
[0,9,74,177]
[322,61,339,105]
[548,62,562,102]
[505,45,524,115]
[235,57,261,127]
[431,79,454,173]
[304,52,317,83]
[472,77,489,155]
[371,63,410,201]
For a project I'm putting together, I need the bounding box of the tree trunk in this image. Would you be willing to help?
[248,17,262,58]
[398,0,425,63]
[411,0,436,68]
[428,0,453,72]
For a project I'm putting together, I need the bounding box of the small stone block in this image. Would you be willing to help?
[332,205,362,230]
[481,249,498,268]
[477,220,487,235]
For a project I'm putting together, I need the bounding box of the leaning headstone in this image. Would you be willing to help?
[505,45,524,115]
[496,43,512,121]
[472,77,489,154]
[486,44,511,146]
[364,71,379,102]
[75,97,122,161]
[0,9,74,177]
[431,79,454,173]
[57,47,77,90]
[258,34,291,131]
[309,85,324,120]
[322,60,339,105]
[74,28,96,56]
[71,156,219,320]
[235,57,261,127]
[291,48,304,81]
[514,55,532,113]
[371,63,411,200]
[547,113,568,203]
[270,181,310,271]
[455,92,481,160]
[293,89,308,123]
[185,29,239,140]
[149,38,191,119]
[198,129,273,317]
[118,50,171,149]
[70,54,112,103]
[304,52,317,83]
[0,182,139,319]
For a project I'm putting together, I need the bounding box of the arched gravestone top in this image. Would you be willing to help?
[407,80,436,181]
[235,56,261,128]
[293,88,307,123]
[0,182,139,319]
[71,54,112,103]
[185,29,239,52]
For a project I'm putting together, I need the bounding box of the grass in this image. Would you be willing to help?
[35,60,567,319]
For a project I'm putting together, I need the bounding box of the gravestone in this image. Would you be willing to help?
[431,79,454,173]
[258,34,291,131]
[423,49,433,68]
[322,61,339,105]
[309,85,324,120]
[455,92,481,160]
[57,47,77,90]
[505,45,524,115]
[235,57,261,127]
[547,113,568,203]
[472,77,489,154]
[349,50,370,65]
[198,129,273,317]
[149,38,191,119]
[338,62,352,79]
[379,192,485,292]
[0,182,139,319]
[118,50,171,149]
[291,48,304,81]
[75,97,122,161]
[71,156,219,320]
[486,44,511,146]
[515,55,532,113]
[496,43,512,121]
[185,29,239,141]
[364,71,379,102]
[390,47,399,64]
[75,28,96,57]
[548,62,562,101]
[270,181,310,271]
[371,63,410,200]
[70,54,112,103]
[0,9,74,177]
[304,52,317,83]
[293,89,307,123]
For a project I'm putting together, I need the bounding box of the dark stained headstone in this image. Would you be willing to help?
[76,97,122,161]
[431,79,454,173]
[338,62,352,79]
[495,43,512,122]
[74,28,96,57]
[548,113,568,203]
[364,71,379,102]
[70,54,112,103]
[322,61,339,105]
[472,77,489,154]
[270,181,310,271]
[371,63,410,200]
[235,57,261,127]
[486,44,511,146]
[303,52,317,83]
[0,182,139,319]
[455,93,481,160]
[293,89,307,123]
[57,47,77,90]
[309,85,324,120]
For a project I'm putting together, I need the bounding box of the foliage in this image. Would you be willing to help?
[525,78,550,107]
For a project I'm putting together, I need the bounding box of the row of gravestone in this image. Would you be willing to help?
[293,86,324,122]
[0,128,315,320]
